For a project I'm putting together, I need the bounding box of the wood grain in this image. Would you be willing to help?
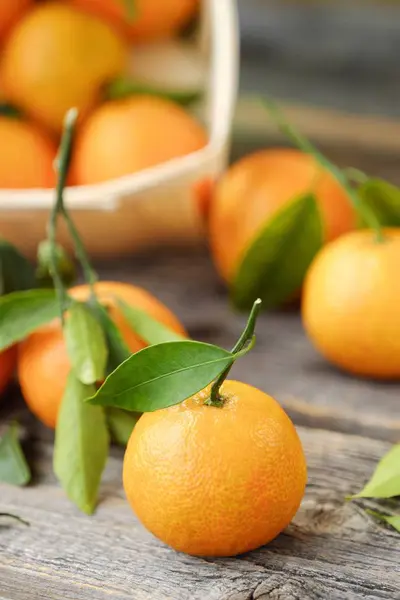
[0,428,399,600]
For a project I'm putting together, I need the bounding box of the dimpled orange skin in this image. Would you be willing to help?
[123,380,307,557]
[0,117,56,188]
[302,229,400,379]
[1,2,126,134]
[18,281,186,428]
[71,96,207,185]
[70,0,198,42]
[0,0,32,40]
[209,148,356,282]
[0,347,17,397]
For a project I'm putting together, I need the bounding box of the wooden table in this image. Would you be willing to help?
[1,250,399,600]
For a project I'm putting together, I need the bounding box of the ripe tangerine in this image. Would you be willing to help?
[123,380,307,557]
[71,95,207,185]
[209,148,356,283]
[303,228,400,379]
[18,281,186,428]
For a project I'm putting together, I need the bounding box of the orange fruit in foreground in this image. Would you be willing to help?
[0,0,32,40]
[0,117,56,188]
[123,380,307,557]
[18,282,186,428]
[72,95,207,185]
[0,347,17,397]
[303,228,400,379]
[1,2,126,133]
[209,149,356,282]
[71,0,199,42]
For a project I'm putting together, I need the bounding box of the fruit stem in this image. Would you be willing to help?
[262,97,385,244]
[48,109,98,312]
[207,299,262,407]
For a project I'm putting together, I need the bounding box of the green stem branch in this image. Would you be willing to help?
[207,299,262,407]
[263,98,385,243]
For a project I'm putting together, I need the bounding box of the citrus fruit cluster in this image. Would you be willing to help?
[207,103,400,381]
[0,0,204,189]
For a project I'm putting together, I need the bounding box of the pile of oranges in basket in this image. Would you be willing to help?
[0,0,206,189]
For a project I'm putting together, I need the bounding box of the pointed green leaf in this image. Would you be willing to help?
[0,424,31,486]
[358,178,400,227]
[54,373,109,515]
[0,289,61,351]
[88,340,234,412]
[89,301,131,372]
[117,298,185,345]
[367,510,400,534]
[232,193,323,311]
[352,444,400,499]
[106,408,140,446]
[106,77,201,106]
[64,302,108,385]
[0,239,36,296]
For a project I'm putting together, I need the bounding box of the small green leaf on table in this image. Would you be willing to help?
[0,424,31,486]
[89,301,131,372]
[64,302,108,385]
[118,298,185,345]
[88,340,234,412]
[106,77,201,107]
[232,193,323,311]
[351,444,400,499]
[358,178,400,227]
[367,510,400,534]
[106,408,140,446]
[54,373,109,515]
[0,289,61,351]
[0,239,36,296]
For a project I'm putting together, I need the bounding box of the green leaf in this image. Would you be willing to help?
[0,289,61,351]
[0,239,36,296]
[106,77,201,107]
[36,240,76,288]
[64,302,108,385]
[367,510,400,534]
[117,298,185,345]
[0,424,31,486]
[358,178,400,227]
[106,408,140,446]
[53,373,109,515]
[232,193,323,311]
[89,301,131,372]
[88,340,234,412]
[352,444,400,499]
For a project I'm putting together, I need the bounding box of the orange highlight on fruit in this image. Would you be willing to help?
[0,117,56,189]
[72,95,207,185]
[209,149,356,282]
[303,228,400,380]
[123,380,307,557]
[18,281,186,428]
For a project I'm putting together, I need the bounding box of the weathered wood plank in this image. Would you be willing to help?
[0,427,399,600]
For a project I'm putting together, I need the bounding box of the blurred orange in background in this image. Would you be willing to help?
[0,346,17,397]
[71,0,199,41]
[1,2,127,134]
[0,0,32,41]
[0,117,56,189]
[209,148,356,282]
[72,95,207,185]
